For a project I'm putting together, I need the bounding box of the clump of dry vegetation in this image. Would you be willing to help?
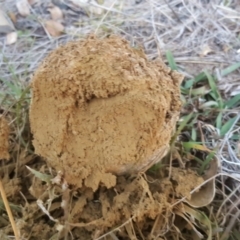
[1,0,240,239]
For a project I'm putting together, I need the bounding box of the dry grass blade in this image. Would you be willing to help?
[95,217,136,240]
[0,180,20,240]
[220,196,240,240]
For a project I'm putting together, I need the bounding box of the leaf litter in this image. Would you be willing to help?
[43,20,65,37]
[47,5,64,21]
[23,162,215,239]
[16,0,30,17]
[5,32,18,45]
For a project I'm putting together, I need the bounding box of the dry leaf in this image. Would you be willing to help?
[0,10,15,33]
[184,156,218,208]
[48,5,63,21]
[44,20,64,37]
[200,44,213,57]
[8,12,17,24]
[16,0,30,17]
[223,44,231,53]
[6,31,18,45]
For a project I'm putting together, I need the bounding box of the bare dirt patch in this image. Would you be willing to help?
[67,169,204,239]
[19,166,205,239]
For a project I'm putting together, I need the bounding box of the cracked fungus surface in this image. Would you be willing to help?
[30,35,183,191]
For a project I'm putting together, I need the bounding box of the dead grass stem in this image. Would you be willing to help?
[0,180,20,240]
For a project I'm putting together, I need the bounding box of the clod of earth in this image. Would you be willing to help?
[30,35,183,191]
[0,115,10,160]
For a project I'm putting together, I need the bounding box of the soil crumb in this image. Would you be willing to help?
[171,168,204,200]
[19,167,205,240]
[30,35,183,191]
[0,115,10,160]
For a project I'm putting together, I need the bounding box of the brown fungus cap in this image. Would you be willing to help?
[30,35,183,191]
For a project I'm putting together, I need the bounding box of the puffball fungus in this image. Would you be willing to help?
[30,35,183,191]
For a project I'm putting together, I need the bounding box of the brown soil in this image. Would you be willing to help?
[18,167,204,240]
[67,169,204,240]
[0,115,10,160]
[30,35,183,191]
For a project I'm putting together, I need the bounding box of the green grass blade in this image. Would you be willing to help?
[170,113,194,145]
[184,205,213,240]
[191,86,210,96]
[232,229,240,240]
[166,50,178,70]
[184,79,194,89]
[26,166,52,183]
[199,101,219,109]
[180,93,187,104]
[0,78,22,98]
[184,72,206,89]
[199,151,215,174]
[221,62,240,77]
[182,142,211,152]
[176,113,194,134]
[231,134,240,140]
[0,200,22,213]
[204,70,218,100]
[193,72,207,83]
[191,128,197,141]
[220,116,238,137]
[224,94,240,108]
[181,86,188,95]
[204,70,224,108]
[216,112,223,130]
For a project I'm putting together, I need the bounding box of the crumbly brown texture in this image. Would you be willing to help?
[58,168,203,239]
[0,115,10,160]
[30,35,183,191]
[17,167,205,240]
[171,168,204,200]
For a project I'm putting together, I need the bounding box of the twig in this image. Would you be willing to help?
[95,216,135,240]
[95,0,118,34]
[220,196,240,240]
[164,0,192,32]
[168,151,173,180]
[27,3,52,41]
[0,179,20,240]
